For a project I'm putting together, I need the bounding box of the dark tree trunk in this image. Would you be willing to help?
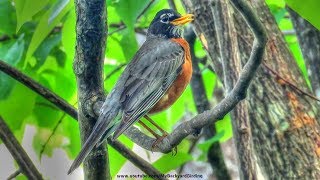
[288,8,320,98]
[229,1,320,179]
[74,0,109,179]
[212,1,257,179]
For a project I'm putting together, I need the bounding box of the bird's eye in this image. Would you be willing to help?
[160,15,170,24]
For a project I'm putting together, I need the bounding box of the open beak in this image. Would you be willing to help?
[170,14,194,26]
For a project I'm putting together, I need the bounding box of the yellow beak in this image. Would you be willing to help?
[170,14,194,26]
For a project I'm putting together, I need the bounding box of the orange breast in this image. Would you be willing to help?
[149,38,192,114]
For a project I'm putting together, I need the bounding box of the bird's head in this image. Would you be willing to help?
[147,9,194,38]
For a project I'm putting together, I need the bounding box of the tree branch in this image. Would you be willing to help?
[0,117,43,180]
[122,0,267,154]
[213,0,258,178]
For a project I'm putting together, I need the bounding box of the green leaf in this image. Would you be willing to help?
[138,0,168,27]
[120,29,138,61]
[24,0,72,67]
[197,131,224,152]
[0,82,37,131]
[197,131,225,161]
[113,0,150,30]
[215,114,233,142]
[0,35,25,99]
[285,0,320,30]
[61,8,76,65]
[285,35,311,88]
[33,33,62,69]
[49,0,70,24]
[13,0,49,32]
[0,0,16,34]
[106,34,126,62]
[152,153,192,173]
[62,116,81,158]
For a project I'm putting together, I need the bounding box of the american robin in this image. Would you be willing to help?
[68,9,193,174]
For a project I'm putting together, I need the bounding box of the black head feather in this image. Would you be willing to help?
[147,9,183,38]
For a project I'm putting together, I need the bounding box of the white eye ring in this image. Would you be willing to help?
[160,15,170,24]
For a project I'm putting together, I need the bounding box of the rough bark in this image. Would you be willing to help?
[74,0,109,179]
[288,8,320,98]
[184,27,231,180]
[182,0,223,80]
[229,1,320,179]
[213,1,257,179]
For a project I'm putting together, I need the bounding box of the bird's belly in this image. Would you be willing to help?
[149,38,192,114]
[149,70,191,113]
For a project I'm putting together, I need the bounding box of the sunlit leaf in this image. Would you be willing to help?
[215,114,233,142]
[120,29,138,61]
[24,0,72,67]
[0,0,16,34]
[112,0,150,30]
[0,83,37,131]
[285,35,311,88]
[61,8,76,62]
[62,116,81,158]
[49,0,70,24]
[33,33,62,69]
[197,131,224,161]
[13,0,49,32]
[0,35,25,99]
[285,0,320,30]
[152,153,192,173]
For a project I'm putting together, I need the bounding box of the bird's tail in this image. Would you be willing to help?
[67,102,120,175]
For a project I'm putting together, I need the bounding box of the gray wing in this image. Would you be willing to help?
[112,38,185,139]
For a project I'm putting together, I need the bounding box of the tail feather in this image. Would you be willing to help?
[67,103,120,175]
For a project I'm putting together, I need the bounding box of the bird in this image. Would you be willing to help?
[68,9,194,174]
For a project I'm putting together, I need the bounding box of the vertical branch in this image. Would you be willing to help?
[213,1,255,179]
[0,117,43,180]
[184,27,230,180]
[74,0,108,179]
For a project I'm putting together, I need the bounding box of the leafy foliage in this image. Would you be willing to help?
[285,0,320,30]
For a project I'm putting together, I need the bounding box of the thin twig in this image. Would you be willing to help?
[7,169,21,180]
[39,102,78,160]
[137,0,156,20]
[39,113,67,160]
[104,63,127,80]
[0,117,43,180]
[108,0,156,36]
[263,63,320,102]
